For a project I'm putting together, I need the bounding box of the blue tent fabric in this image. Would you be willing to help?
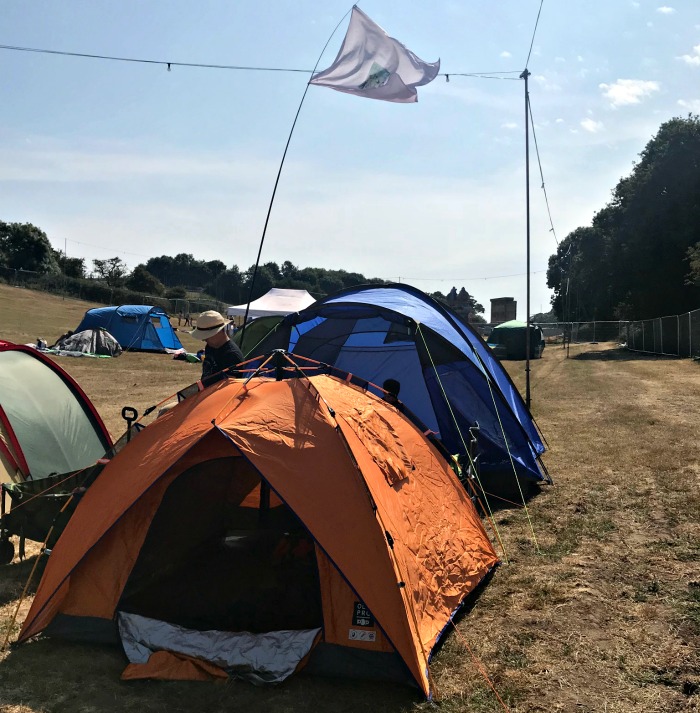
[75,306,182,352]
[255,284,548,484]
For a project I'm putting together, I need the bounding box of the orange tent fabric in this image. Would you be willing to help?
[121,650,228,682]
[19,374,498,697]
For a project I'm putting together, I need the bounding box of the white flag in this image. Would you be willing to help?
[310,6,440,103]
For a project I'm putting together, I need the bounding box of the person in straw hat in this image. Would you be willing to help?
[191,310,244,386]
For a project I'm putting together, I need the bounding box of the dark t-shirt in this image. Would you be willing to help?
[201,339,244,386]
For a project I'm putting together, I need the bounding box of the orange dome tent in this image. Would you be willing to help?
[18,370,497,697]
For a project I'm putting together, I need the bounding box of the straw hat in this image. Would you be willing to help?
[190,310,227,340]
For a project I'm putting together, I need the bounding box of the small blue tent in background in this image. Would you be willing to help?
[75,305,182,353]
[254,284,548,487]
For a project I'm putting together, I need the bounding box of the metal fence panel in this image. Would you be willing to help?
[477,321,626,344]
[624,309,699,357]
[691,309,700,358]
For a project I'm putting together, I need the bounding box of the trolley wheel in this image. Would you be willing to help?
[0,538,14,565]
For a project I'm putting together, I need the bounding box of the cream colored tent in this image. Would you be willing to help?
[0,340,112,484]
[226,288,315,319]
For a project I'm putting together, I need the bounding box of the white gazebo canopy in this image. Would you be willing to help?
[226,288,316,319]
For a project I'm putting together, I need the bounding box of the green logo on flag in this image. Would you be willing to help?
[359,63,390,90]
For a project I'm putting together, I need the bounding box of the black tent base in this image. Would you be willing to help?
[471,474,544,512]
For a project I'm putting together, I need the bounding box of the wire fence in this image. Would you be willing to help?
[170,297,227,318]
[474,321,627,344]
[476,311,699,359]
[623,309,699,358]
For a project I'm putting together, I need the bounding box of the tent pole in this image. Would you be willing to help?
[521,68,532,409]
[238,9,351,345]
[239,85,310,345]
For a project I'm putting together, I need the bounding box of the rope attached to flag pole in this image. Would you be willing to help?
[238,6,354,343]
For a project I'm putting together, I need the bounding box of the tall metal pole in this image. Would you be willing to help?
[521,69,531,409]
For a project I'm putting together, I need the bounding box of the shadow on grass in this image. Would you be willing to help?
[475,478,546,515]
[0,553,45,606]
[1,637,421,713]
[572,348,682,361]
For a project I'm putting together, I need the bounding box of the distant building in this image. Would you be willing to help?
[491,297,517,324]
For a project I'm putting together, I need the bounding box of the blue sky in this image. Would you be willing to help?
[2,1,699,318]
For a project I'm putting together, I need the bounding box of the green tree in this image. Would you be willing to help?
[263,261,282,282]
[242,264,275,301]
[458,287,484,316]
[126,265,165,295]
[203,260,227,280]
[548,115,700,319]
[438,286,484,320]
[319,275,344,296]
[53,250,86,278]
[530,309,557,323]
[687,241,700,287]
[172,253,203,287]
[144,255,175,284]
[337,270,365,289]
[280,261,297,279]
[276,275,317,293]
[0,222,60,273]
[93,257,128,287]
[145,253,219,289]
[206,266,244,303]
[166,286,187,300]
[294,267,323,290]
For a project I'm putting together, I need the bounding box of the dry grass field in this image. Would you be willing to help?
[0,284,698,712]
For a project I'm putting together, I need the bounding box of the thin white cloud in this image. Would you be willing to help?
[656,6,675,14]
[0,146,263,183]
[581,119,604,133]
[599,79,660,106]
[501,122,518,130]
[0,136,279,190]
[555,118,565,124]
[679,45,700,67]
[678,98,700,111]
[533,74,561,91]
[630,1,640,7]
[500,50,512,58]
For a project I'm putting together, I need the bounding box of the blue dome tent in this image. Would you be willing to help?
[254,284,548,486]
[75,305,182,353]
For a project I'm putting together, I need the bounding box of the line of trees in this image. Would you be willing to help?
[547,114,700,321]
[0,222,485,320]
[140,255,384,305]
